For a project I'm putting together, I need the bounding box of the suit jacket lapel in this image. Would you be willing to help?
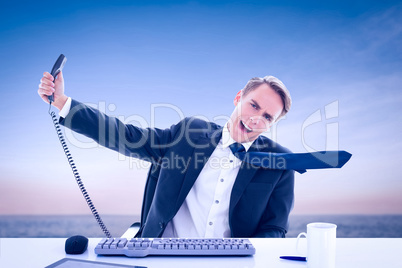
[229,137,266,215]
[174,127,223,211]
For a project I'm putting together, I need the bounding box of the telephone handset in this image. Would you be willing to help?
[47,54,112,238]
[48,54,67,104]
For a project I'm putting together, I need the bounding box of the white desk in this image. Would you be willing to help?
[1,238,401,268]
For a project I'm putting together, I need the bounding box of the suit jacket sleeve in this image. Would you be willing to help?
[59,99,183,163]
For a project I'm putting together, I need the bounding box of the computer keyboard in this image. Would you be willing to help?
[95,237,256,257]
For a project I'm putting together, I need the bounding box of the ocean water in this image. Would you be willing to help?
[0,214,401,238]
[286,214,402,238]
[0,215,140,238]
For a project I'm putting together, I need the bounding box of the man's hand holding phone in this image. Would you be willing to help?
[38,70,68,110]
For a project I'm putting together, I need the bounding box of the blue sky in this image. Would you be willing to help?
[0,0,401,216]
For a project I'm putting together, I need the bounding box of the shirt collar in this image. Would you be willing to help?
[221,123,253,152]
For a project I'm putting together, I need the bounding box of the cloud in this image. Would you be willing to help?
[355,4,402,57]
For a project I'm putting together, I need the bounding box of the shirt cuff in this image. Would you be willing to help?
[59,97,72,118]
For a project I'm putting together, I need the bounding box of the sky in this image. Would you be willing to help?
[0,0,401,217]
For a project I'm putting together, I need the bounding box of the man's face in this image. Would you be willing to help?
[228,83,284,143]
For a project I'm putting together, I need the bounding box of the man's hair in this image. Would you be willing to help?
[242,76,292,121]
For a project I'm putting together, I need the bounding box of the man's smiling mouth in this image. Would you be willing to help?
[240,120,253,133]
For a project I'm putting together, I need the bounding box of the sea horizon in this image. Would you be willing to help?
[1,214,401,238]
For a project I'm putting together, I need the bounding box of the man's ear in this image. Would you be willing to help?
[233,90,242,106]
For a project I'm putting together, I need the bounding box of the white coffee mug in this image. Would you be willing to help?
[296,222,337,268]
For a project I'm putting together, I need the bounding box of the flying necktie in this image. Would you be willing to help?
[229,143,352,174]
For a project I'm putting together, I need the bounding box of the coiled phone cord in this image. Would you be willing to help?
[48,104,112,238]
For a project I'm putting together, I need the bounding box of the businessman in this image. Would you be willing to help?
[38,71,294,238]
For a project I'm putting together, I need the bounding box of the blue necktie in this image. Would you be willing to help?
[229,143,352,174]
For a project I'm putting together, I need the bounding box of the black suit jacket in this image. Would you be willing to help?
[61,99,295,238]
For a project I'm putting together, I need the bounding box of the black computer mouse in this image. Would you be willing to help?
[65,235,88,254]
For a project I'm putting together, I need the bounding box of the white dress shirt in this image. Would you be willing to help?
[59,97,72,118]
[162,125,252,238]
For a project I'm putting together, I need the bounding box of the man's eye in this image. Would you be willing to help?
[251,103,257,109]
[265,115,272,121]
